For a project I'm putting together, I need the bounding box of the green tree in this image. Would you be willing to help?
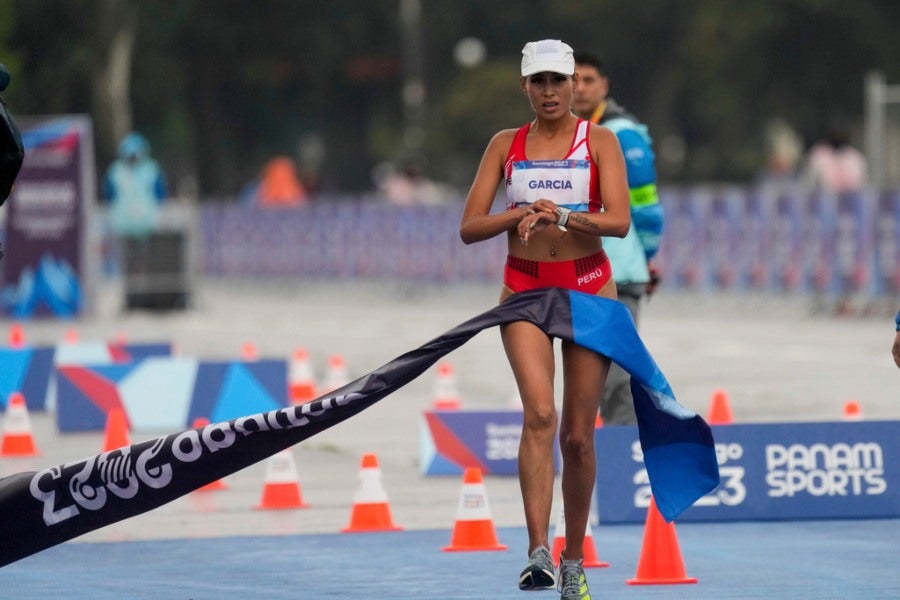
[3,0,899,193]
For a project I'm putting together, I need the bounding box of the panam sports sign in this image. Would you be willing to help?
[595,420,899,523]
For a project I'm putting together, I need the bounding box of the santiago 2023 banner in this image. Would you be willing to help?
[1,115,95,318]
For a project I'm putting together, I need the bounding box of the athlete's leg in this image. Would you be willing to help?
[500,286,557,555]
[558,278,615,560]
[558,341,608,560]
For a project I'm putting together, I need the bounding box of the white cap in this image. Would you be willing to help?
[521,39,575,77]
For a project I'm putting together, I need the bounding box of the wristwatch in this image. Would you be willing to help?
[555,207,571,231]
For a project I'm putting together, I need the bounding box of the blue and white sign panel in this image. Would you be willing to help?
[595,421,899,523]
[420,409,560,476]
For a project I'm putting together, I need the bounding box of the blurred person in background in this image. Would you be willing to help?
[803,126,868,316]
[757,118,803,193]
[460,39,630,600]
[374,158,452,206]
[103,132,167,282]
[104,132,167,237]
[802,127,867,194]
[572,52,663,426]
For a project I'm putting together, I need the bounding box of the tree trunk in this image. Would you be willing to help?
[90,1,138,175]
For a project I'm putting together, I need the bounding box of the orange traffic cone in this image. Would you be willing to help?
[342,453,402,532]
[192,418,228,491]
[241,342,258,361]
[432,362,462,410]
[7,323,25,348]
[443,467,507,551]
[843,399,862,421]
[102,408,131,452]
[288,348,317,404]
[323,354,349,394]
[627,496,698,585]
[551,506,609,568]
[707,389,734,425]
[256,449,310,509]
[1,392,39,456]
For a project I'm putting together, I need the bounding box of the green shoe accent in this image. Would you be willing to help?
[559,558,591,600]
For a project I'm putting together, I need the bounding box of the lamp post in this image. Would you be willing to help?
[865,71,900,189]
[400,0,425,158]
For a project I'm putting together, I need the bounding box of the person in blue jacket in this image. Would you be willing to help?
[573,52,664,425]
[102,132,169,307]
[103,132,167,237]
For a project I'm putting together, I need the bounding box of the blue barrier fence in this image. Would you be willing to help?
[653,187,900,296]
[198,188,900,295]
[199,201,506,283]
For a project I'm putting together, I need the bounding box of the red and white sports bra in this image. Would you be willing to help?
[503,119,602,213]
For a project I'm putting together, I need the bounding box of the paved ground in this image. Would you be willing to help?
[1,280,898,597]
[4,521,899,598]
